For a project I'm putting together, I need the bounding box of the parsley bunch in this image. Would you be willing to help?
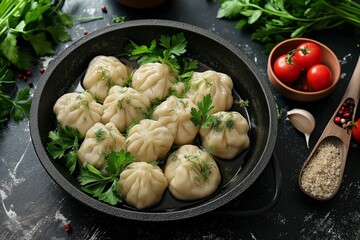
[126,33,198,81]
[0,0,73,122]
[47,124,83,174]
[77,150,134,205]
[0,0,73,69]
[217,0,360,51]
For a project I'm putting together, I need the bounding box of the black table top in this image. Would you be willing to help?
[1,0,360,239]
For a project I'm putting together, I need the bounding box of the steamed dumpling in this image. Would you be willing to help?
[152,96,199,145]
[185,70,233,113]
[83,56,129,103]
[53,91,103,136]
[117,162,168,209]
[131,63,175,102]
[200,111,250,159]
[164,145,221,201]
[77,122,126,172]
[126,119,174,162]
[102,86,151,133]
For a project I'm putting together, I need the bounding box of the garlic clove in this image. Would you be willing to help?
[286,108,315,148]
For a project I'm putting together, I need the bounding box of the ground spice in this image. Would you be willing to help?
[300,141,341,199]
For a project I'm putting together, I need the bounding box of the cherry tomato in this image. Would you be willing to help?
[306,64,332,91]
[352,118,360,145]
[293,42,322,70]
[273,54,301,84]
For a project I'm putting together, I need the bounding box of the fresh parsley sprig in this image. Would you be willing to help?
[47,123,83,174]
[77,150,134,205]
[0,67,32,122]
[126,33,198,82]
[190,94,215,128]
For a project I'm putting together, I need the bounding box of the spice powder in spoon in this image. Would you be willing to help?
[300,141,341,199]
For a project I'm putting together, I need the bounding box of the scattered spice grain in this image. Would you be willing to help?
[300,141,341,199]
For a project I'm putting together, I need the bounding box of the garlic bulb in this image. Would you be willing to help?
[286,109,315,148]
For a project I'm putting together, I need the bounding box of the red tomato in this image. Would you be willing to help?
[273,54,301,84]
[293,42,322,70]
[306,64,332,91]
[353,118,360,144]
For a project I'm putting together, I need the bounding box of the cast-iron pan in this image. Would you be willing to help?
[30,20,278,221]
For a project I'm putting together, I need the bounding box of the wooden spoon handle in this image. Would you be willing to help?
[341,56,360,107]
[321,56,360,141]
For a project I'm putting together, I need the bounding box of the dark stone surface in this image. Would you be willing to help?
[1,0,359,239]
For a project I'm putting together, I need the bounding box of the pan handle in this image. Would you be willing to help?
[211,153,282,216]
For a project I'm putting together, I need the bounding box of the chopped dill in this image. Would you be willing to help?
[234,99,249,107]
[225,118,235,130]
[96,66,111,81]
[189,160,214,186]
[94,128,107,142]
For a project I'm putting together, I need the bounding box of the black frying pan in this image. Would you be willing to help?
[30,20,278,221]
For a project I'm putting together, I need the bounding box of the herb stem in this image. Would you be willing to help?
[246,2,341,23]
[0,0,25,28]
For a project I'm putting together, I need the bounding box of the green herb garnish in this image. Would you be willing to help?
[94,128,108,142]
[47,124,83,174]
[234,99,249,108]
[189,159,214,186]
[190,94,214,128]
[112,16,126,23]
[77,150,134,205]
[126,33,198,81]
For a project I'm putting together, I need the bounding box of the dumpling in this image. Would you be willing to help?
[131,62,175,102]
[164,145,221,201]
[200,111,250,159]
[77,122,126,172]
[117,162,168,209]
[126,119,174,162]
[185,70,233,113]
[82,56,129,103]
[152,96,199,145]
[53,91,103,136]
[102,86,151,133]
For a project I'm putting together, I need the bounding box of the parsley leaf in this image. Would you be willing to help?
[126,33,198,81]
[0,67,32,122]
[77,149,134,205]
[190,94,215,128]
[10,88,32,121]
[47,124,83,174]
[112,16,126,23]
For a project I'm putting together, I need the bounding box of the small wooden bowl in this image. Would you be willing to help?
[267,38,341,102]
[116,0,167,8]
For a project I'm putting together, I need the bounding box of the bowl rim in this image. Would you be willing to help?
[30,19,278,221]
[268,37,340,96]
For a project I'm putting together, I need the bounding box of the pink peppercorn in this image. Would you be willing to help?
[64,223,72,232]
[101,5,107,13]
[334,116,341,124]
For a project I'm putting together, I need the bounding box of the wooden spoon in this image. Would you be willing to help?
[299,56,360,200]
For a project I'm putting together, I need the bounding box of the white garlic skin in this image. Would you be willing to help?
[286,108,315,148]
